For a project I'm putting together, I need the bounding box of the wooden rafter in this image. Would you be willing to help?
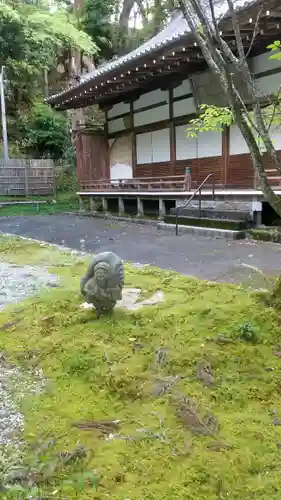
[52,0,281,111]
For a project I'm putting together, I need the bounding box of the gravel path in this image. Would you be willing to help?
[0,263,58,310]
[0,263,57,452]
[0,214,280,282]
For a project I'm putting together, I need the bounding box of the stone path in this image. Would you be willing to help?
[0,214,280,284]
[0,263,58,310]
[0,263,53,451]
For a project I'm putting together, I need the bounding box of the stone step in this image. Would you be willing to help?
[164,215,249,231]
[158,222,246,240]
[170,208,252,221]
[176,199,255,212]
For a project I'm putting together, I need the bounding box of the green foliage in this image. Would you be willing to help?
[55,168,79,195]
[251,228,281,244]
[270,276,281,310]
[267,40,281,60]
[186,104,234,137]
[0,0,96,113]
[1,236,281,499]
[81,0,116,61]
[18,101,71,160]
[236,321,260,344]
[0,439,98,498]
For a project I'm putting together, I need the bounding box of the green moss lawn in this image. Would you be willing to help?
[0,194,78,216]
[1,235,281,499]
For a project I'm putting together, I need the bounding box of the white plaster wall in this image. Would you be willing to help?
[255,73,281,97]
[134,104,169,127]
[136,128,170,163]
[173,97,197,118]
[109,135,132,179]
[173,79,193,98]
[134,89,169,110]
[230,124,281,155]
[108,117,128,134]
[111,163,132,179]
[176,126,221,159]
[176,125,197,159]
[136,132,152,164]
[229,125,249,155]
[108,101,130,119]
[197,130,222,158]
[151,129,170,162]
[270,126,281,150]
[251,51,281,74]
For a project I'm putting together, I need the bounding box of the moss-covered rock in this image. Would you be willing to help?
[165,215,248,230]
[250,228,281,243]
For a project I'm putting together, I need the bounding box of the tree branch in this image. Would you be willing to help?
[225,0,245,62]
[245,8,263,58]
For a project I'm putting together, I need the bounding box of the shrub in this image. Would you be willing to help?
[19,100,72,161]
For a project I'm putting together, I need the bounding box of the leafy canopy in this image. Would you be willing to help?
[0,0,97,111]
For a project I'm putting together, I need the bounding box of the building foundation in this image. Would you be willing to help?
[90,197,98,214]
[158,198,166,219]
[102,197,108,213]
[118,197,125,216]
[79,196,85,212]
[137,197,144,217]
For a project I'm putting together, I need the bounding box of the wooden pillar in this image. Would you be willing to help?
[104,109,110,179]
[169,88,176,175]
[221,127,229,186]
[130,101,137,177]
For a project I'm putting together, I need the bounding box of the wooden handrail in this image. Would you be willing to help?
[175,173,215,236]
[80,175,188,192]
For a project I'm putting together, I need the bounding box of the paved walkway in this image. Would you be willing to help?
[1,214,280,284]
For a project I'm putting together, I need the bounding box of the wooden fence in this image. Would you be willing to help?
[0,159,55,196]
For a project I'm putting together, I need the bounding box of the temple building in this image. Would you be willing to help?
[47,0,281,188]
[46,0,281,232]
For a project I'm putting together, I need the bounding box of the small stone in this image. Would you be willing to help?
[0,321,19,331]
[273,351,281,358]
[207,441,232,451]
[214,335,233,345]
[196,361,213,386]
[5,468,29,483]
[273,418,281,426]
[132,342,144,353]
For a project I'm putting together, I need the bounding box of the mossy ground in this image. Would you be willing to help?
[250,227,281,243]
[1,236,281,499]
[0,193,79,216]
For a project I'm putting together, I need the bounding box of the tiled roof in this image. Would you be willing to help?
[47,11,189,103]
[46,0,261,105]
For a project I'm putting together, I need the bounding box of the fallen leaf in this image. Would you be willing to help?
[0,320,19,331]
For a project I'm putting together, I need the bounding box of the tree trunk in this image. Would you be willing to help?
[43,68,48,99]
[119,0,135,33]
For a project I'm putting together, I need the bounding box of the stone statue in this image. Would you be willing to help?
[80,251,124,317]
